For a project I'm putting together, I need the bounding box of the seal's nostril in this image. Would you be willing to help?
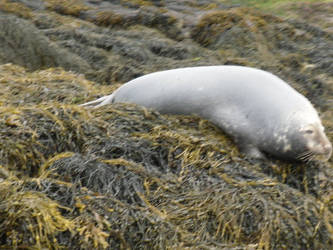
[325,143,332,151]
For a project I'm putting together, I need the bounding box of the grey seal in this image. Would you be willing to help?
[81,66,332,162]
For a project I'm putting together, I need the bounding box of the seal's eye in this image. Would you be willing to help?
[305,129,314,134]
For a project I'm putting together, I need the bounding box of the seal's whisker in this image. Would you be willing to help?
[303,154,313,162]
[297,151,310,159]
[297,151,314,162]
[306,155,315,163]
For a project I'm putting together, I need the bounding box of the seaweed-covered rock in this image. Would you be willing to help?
[0,64,102,106]
[0,14,90,72]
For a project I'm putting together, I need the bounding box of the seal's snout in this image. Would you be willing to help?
[317,136,332,161]
[324,142,332,160]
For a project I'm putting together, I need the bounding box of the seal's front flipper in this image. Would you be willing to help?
[238,143,266,160]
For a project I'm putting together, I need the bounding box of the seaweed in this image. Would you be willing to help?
[0,0,33,19]
[45,0,90,17]
[0,0,332,249]
[1,94,332,248]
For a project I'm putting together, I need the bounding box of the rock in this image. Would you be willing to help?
[0,13,90,72]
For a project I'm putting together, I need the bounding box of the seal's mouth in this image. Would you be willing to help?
[322,143,332,161]
[297,151,330,163]
[317,140,332,162]
[298,142,332,162]
[314,152,332,162]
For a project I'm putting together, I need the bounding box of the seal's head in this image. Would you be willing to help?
[282,111,332,162]
[296,122,332,162]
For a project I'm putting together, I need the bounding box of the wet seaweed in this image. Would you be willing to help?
[1,95,332,248]
[0,0,332,249]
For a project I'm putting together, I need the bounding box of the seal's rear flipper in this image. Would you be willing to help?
[79,94,114,108]
[79,96,108,107]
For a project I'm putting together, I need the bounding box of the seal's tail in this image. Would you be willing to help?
[79,94,114,108]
